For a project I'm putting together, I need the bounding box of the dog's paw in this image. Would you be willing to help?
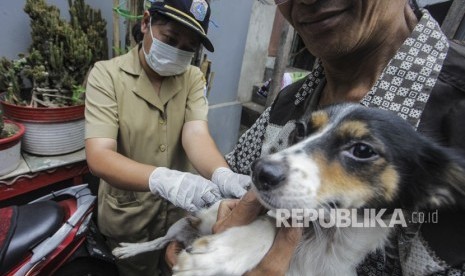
[173,218,276,276]
[112,236,171,259]
[173,235,239,276]
[112,242,143,259]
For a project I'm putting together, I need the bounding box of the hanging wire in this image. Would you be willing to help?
[113,0,152,20]
[257,0,290,5]
[209,18,219,28]
[257,0,274,5]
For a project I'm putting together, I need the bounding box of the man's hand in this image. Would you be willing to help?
[213,190,302,275]
[213,191,264,233]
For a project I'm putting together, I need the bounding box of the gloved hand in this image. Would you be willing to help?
[149,167,221,212]
[211,167,251,198]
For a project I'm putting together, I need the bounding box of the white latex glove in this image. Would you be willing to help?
[149,167,221,212]
[211,167,252,198]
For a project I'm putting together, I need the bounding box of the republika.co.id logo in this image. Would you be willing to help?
[273,208,439,228]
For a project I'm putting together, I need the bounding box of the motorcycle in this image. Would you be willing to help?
[0,184,118,276]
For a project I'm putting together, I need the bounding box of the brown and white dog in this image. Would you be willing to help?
[113,103,465,275]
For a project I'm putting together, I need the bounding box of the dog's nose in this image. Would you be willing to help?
[252,159,287,191]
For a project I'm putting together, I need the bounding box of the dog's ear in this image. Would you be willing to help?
[290,111,327,145]
[412,144,465,210]
[290,120,308,145]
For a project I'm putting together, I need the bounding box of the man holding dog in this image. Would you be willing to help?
[214,0,465,275]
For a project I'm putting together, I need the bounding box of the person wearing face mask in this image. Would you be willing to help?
[84,0,250,275]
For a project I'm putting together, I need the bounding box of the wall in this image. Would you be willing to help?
[205,0,254,154]
[236,2,276,103]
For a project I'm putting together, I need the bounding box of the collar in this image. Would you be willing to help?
[118,46,183,111]
[119,46,143,76]
[294,10,449,129]
[361,10,449,129]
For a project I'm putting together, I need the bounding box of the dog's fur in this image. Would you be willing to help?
[112,104,465,276]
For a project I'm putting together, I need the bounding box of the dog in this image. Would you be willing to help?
[112,103,465,275]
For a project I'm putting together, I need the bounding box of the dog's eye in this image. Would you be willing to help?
[350,143,378,159]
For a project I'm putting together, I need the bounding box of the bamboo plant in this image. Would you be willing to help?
[0,0,108,107]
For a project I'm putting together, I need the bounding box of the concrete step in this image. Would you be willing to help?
[241,101,266,128]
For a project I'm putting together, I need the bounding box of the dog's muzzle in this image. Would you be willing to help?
[251,159,288,191]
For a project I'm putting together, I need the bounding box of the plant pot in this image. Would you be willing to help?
[0,94,84,156]
[0,120,26,176]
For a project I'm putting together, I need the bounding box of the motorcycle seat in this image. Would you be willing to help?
[0,200,64,274]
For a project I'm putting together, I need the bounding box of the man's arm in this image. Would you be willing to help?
[224,107,271,175]
[214,191,302,276]
[165,192,301,274]
[246,227,302,276]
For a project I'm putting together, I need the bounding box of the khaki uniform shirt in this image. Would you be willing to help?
[85,46,208,275]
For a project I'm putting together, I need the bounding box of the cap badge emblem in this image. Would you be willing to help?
[190,0,208,21]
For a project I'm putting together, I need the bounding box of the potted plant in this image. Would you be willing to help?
[0,107,26,176]
[0,0,108,156]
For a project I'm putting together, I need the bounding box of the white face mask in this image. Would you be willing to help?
[143,19,195,76]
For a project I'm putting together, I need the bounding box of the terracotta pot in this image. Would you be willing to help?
[0,120,26,175]
[0,94,85,156]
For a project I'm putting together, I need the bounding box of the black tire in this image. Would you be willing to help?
[53,257,119,276]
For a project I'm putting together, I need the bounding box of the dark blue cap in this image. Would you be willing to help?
[149,0,214,52]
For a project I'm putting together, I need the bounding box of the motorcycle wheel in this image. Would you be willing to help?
[53,257,119,276]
